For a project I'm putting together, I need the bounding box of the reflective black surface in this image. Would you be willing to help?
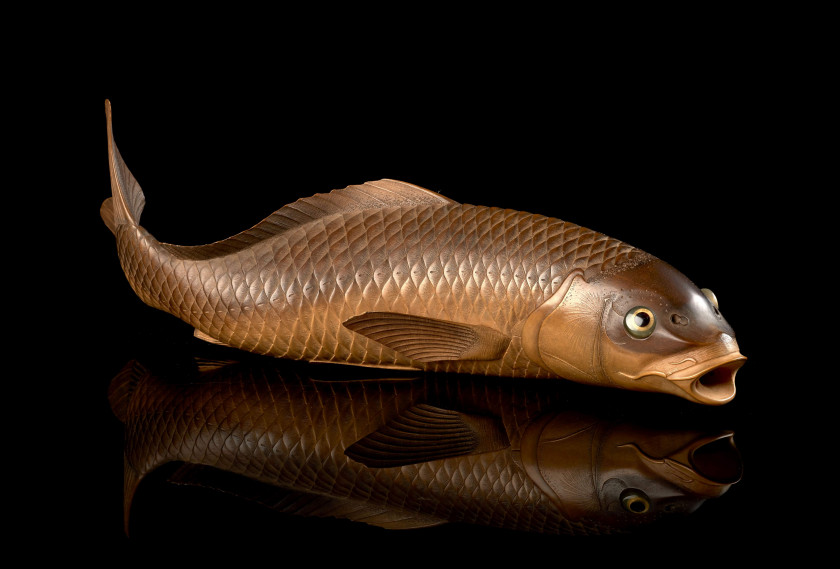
[110,349,744,538]
[43,65,809,563]
[93,335,768,561]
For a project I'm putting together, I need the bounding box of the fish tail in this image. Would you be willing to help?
[101,101,176,315]
[101,100,145,235]
[108,360,147,423]
[108,359,149,535]
[123,455,142,536]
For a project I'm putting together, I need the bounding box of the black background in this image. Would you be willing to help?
[26,27,822,565]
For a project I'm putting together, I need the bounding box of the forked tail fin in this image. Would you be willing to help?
[101,100,145,235]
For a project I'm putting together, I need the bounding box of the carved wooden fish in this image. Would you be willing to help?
[102,101,745,405]
[109,357,741,536]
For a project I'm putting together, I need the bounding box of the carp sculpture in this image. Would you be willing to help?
[102,100,745,405]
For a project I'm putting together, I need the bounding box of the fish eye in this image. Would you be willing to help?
[624,307,656,339]
[620,489,651,514]
[700,288,718,309]
[701,288,721,318]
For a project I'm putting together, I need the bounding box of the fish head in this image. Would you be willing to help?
[523,259,746,404]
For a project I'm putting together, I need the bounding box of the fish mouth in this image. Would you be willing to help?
[620,346,747,405]
[624,430,742,494]
[665,353,747,405]
[683,432,743,486]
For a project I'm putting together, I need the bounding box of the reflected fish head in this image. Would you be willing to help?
[521,412,743,531]
[593,429,743,523]
[525,259,745,404]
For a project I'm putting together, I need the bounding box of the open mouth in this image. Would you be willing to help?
[686,433,743,485]
[669,354,747,405]
[632,431,743,493]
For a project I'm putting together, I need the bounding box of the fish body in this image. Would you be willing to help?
[103,101,745,404]
[110,358,741,535]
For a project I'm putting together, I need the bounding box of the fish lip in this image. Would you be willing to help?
[667,353,747,405]
[624,430,742,490]
[618,351,746,405]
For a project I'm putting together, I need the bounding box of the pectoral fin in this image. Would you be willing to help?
[345,404,510,467]
[343,312,510,362]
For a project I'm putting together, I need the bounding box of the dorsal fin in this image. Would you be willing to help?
[240,179,457,236]
[287,179,457,220]
[163,179,458,260]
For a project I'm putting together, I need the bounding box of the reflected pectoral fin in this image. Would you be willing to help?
[345,404,510,468]
[343,312,510,362]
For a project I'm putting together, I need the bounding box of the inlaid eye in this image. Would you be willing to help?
[620,489,651,514]
[701,288,718,309]
[701,288,721,317]
[624,307,656,339]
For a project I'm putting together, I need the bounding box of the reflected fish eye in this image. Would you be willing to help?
[624,307,656,339]
[620,489,651,514]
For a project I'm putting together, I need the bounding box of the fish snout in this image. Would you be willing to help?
[612,333,746,405]
[664,334,746,405]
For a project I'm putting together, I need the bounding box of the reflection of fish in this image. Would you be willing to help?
[102,101,744,404]
[109,357,741,535]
